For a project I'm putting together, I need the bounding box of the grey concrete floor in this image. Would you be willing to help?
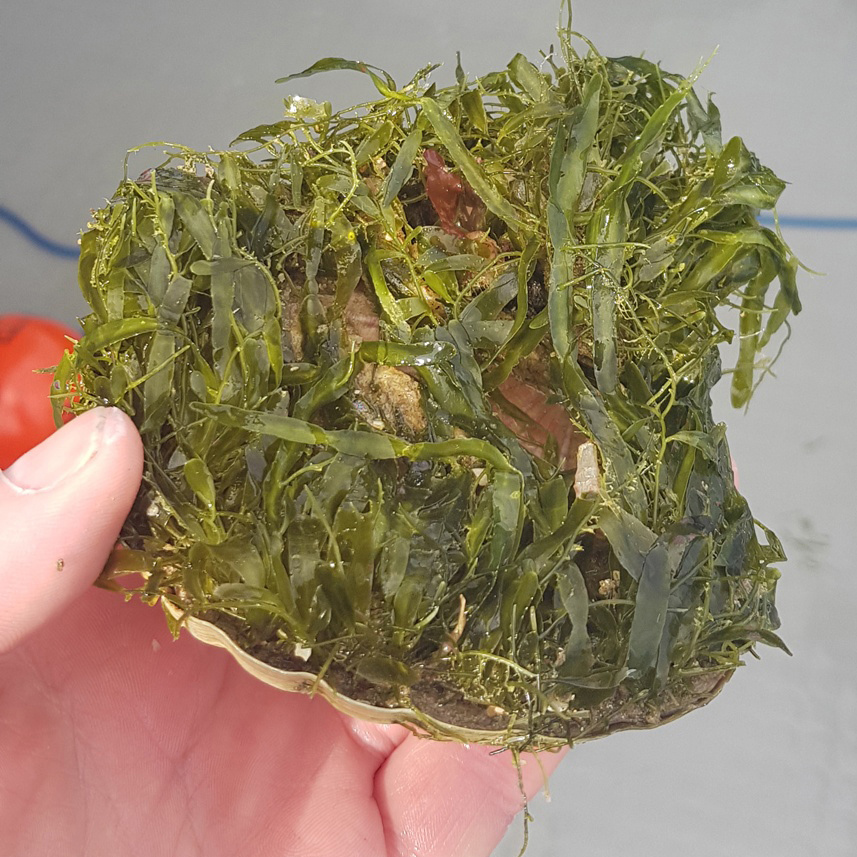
[2,2,854,855]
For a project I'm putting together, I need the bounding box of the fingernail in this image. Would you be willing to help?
[1,407,124,493]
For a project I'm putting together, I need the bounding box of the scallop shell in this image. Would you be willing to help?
[162,595,731,750]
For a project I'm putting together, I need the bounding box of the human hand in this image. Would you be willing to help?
[0,407,565,857]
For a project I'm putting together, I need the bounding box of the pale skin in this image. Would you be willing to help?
[0,407,566,857]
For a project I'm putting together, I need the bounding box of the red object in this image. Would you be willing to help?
[423,149,486,237]
[0,315,79,469]
[424,148,467,236]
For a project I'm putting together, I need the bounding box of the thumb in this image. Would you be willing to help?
[0,407,143,653]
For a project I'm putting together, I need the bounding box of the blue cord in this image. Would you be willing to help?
[0,204,80,259]
[0,202,855,263]
[757,213,857,230]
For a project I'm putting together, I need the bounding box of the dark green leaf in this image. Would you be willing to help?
[556,560,594,676]
[382,127,423,208]
[627,542,671,678]
[171,192,216,260]
[599,506,657,581]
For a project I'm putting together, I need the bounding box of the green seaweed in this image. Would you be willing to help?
[56,15,799,749]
